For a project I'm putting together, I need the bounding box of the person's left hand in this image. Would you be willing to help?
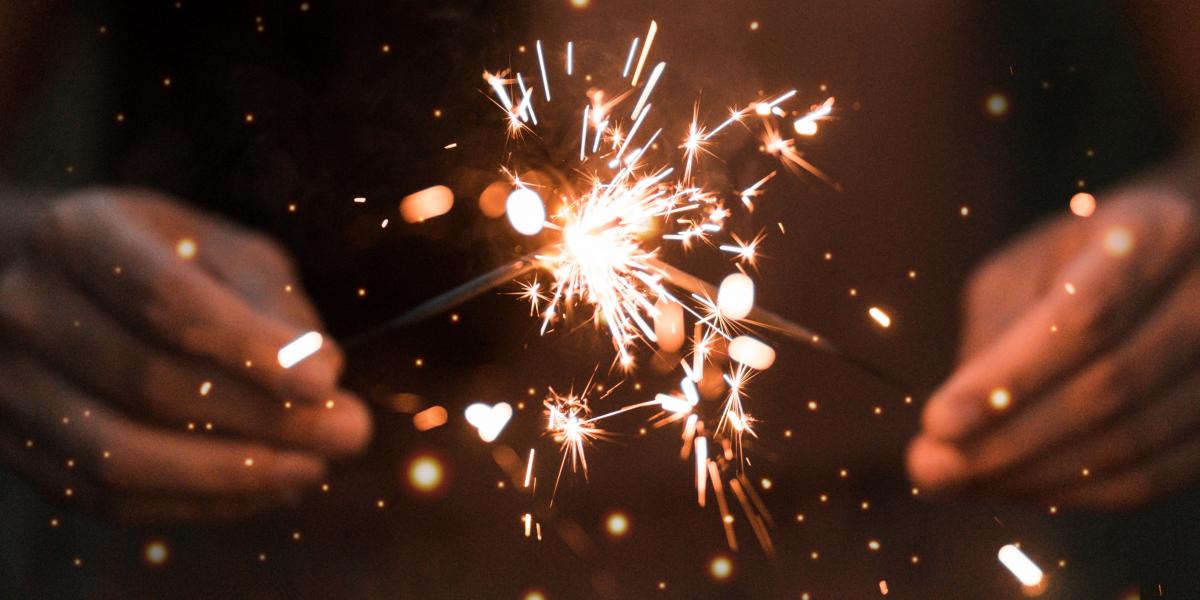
[907,188,1200,510]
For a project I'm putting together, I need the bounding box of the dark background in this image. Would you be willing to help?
[0,1,1194,598]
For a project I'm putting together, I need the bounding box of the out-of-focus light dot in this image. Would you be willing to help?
[291,531,301,541]
[257,552,267,562]
[357,287,367,297]
[960,205,971,217]
[749,20,760,31]
[868,539,881,551]
[175,238,197,259]
[1103,226,1134,257]
[144,541,169,566]
[989,387,1011,411]
[376,499,386,509]
[1048,505,1058,515]
[115,112,125,122]
[320,483,330,492]
[400,185,454,223]
[904,395,913,404]
[985,93,1009,117]
[523,591,547,600]
[807,400,818,411]
[496,481,505,489]
[908,269,918,279]
[717,273,755,320]
[873,406,883,415]
[604,511,630,538]
[810,551,820,560]
[708,555,733,580]
[412,405,448,432]
[824,251,833,260]
[657,581,667,590]
[998,544,1044,587]
[911,555,920,564]
[64,488,74,497]
[283,401,293,410]
[722,515,734,524]
[1086,148,1095,158]
[819,493,828,503]
[794,118,818,136]
[861,500,870,510]
[287,203,297,212]
[911,486,920,496]
[162,77,172,87]
[244,113,255,123]
[278,331,323,369]
[432,108,443,118]
[449,313,460,323]
[73,557,83,567]
[839,468,848,478]
[324,399,335,409]
[784,429,793,438]
[243,457,254,467]
[199,381,212,396]
[1076,179,1086,188]
[849,288,858,296]
[728,335,775,370]
[569,0,588,7]
[380,43,391,54]
[407,454,445,494]
[754,102,772,116]
[795,513,805,522]
[298,2,310,11]
[204,421,213,430]
[868,306,892,328]
[50,517,59,527]
[1069,192,1096,217]
[1064,282,1076,295]
[506,187,546,235]
[1081,467,1090,477]
[760,478,772,490]
[414,357,424,367]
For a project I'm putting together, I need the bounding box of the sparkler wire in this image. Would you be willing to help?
[343,253,910,392]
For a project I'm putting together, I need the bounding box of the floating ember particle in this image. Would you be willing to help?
[998,544,1044,587]
[277,331,323,368]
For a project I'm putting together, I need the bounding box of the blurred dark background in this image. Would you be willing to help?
[0,1,1194,598]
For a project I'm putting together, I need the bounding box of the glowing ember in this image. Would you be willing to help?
[277,331,323,368]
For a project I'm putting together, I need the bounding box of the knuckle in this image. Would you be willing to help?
[238,233,297,276]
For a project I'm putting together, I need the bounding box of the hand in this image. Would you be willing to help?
[0,188,372,521]
[907,189,1200,510]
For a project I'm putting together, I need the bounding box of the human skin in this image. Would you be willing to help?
[0,189,371,521]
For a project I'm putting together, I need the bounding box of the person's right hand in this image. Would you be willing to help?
[0,188,372,522]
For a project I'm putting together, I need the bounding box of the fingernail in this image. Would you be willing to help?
[907,436,968,492]
[923,390,983,441]
[313,394,373,456]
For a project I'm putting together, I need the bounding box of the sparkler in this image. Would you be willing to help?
[341,21,907,554]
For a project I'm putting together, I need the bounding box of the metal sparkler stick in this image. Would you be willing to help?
[343,253,910,393]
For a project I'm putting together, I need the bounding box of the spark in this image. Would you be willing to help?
[277,331,323,368]
[622,37,640,78]
[998,544,1044,587]
[630,20,658,86]
[536,40,551,101]
[481,22,835,551]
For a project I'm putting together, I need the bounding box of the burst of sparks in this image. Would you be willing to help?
[485,22,834,551]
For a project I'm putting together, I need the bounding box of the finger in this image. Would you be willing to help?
[0,260,371,457]
[1003,369,1200,495]
[31,190,343,403]
[908,264,1200,491]
[111,494,287,524]
[959,216,1081,360]
[100,195,326,332]
[923,195,1199,441]
[0,348,327,496]
[1054,431,1200,511]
